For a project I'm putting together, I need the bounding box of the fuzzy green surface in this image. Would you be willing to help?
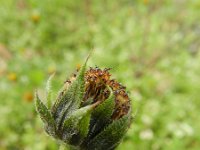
[0,0,200,150]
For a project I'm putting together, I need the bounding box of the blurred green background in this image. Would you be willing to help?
[0,0,200,150]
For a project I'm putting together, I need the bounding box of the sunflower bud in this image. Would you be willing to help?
[35,58,132,150]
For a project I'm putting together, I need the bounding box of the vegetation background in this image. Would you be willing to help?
[0,0,200,149]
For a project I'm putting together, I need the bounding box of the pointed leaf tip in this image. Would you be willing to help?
[53,55,89,125]
[46,73,55,108]
[84,49,94,64]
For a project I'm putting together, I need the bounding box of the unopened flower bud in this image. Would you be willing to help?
[35,57,132,150]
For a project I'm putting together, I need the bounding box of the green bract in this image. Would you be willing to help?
[35,58,132,150]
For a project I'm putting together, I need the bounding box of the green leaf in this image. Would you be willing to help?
[88,92,115,139]
[35,92,56,136]
[87,112,131,150]
[53,58,88,128]
[61,105,94,145]
[52,58,88,129]
[46,73,55,109]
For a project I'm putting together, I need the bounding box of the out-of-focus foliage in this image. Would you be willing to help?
[0,0,200,150]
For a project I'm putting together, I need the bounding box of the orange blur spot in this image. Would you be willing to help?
[23,91,34,102]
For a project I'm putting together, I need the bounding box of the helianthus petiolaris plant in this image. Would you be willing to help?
[35,56,132,150]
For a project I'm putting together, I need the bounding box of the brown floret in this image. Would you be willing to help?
[84,67,131,120]
[83,67,111,103]
[111,89,130,120]
[58,67,131,120]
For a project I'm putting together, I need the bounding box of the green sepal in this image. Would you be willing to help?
[53,59,88,128]
[35,92,56,137]
[61,105,94,146]
[87,112,131,150]
[88,92,115,139]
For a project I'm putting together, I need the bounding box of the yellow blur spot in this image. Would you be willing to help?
[76,63,81,70]
[31,13,40,23]
[7,73,17,81]
[143,0,149,5]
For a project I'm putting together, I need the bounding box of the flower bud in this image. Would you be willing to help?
[35,58,132,150]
